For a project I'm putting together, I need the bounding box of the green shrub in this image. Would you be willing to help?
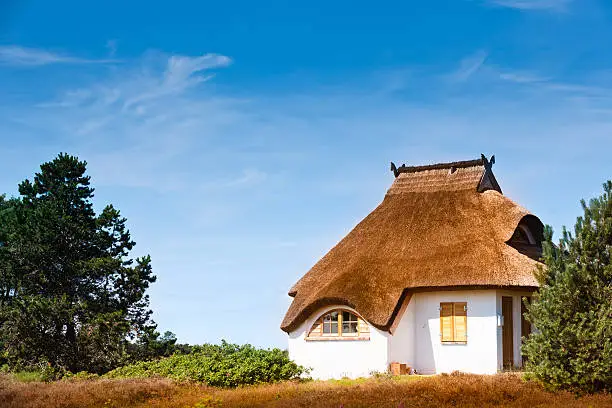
[12,370,46,382]
[9,360,67,382]
[103,341,307,387]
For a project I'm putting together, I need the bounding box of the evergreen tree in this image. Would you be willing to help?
[524,181,612,393]
[125,330,192,362]
[0,153,157,373]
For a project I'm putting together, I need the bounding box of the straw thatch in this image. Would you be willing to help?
[281,159,543,333]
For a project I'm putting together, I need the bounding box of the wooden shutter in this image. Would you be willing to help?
[454,302,467,343]
[440,303,454,342]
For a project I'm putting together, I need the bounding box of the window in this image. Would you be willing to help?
[510,225,535,245]
[321,310,358,336]
[509,223,542,261]
[322,311,339,334]
[307,309,369,340]
[440,302,467,343]
[342,311,358,334]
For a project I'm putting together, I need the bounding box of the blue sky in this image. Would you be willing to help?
[1,0,611,348]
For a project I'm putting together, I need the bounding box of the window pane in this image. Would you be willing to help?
[343,311,358,323]
[323,312,339,323]
[323,322,332,334]
[343,322,358,334]
[331,322,338,334]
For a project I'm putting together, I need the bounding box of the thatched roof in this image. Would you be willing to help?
[281,156,543,333]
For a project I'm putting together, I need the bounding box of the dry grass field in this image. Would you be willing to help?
[1,372,610,408]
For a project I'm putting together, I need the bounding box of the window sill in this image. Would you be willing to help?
[305,336,370,341]
[441,341,467,345]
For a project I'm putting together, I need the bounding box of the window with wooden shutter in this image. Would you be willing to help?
[440,302,468,344]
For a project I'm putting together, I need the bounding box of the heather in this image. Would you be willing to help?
[1,372,611,408]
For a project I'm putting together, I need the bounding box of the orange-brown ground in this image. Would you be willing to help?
[1,373,610,408]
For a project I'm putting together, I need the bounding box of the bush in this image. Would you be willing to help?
[103,341,307,387]
[9,361,66,382]
[12,371,46,383]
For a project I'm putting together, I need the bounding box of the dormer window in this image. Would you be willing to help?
[510,225,534,245]
[307,309,370,341]
[508,221,542,261]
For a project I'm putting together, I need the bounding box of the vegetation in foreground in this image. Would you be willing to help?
[1,372,611,408]
[523,181,612,393]
[104,341,305,386]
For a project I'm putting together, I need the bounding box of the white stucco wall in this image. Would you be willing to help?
[287,305,389,379]
[412,290,499,374]
[287,289,533,379]
[387,296,416,369]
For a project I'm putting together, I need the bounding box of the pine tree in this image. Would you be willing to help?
[0,153,157,373]
[523,181,612,393]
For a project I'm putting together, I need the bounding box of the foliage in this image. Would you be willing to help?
[126,330,194,363]
[104,341,307,387]
[0,153,157,374]
[523,181,612,393]
[8,360,66,382]
[11,371,47,383]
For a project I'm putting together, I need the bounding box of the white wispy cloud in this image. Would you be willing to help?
[224,169,268,187]
[0,45,118,66]
[450,50,488,82]
[38,53,233,113]
[497,68,612,101]
[487,0,573,11]
[123,53,231,109]
[14,51,245,193]
[498,71,549,83]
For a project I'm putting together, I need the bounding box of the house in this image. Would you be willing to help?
[280,155,543,379]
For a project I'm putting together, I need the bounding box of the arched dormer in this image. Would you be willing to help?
[306,308,370,341]
[508,215,543,261]
[510,224,535,245]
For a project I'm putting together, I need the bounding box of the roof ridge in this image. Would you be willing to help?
[391,154,494,178]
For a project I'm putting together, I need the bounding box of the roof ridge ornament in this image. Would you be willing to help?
[390,162,405,178]
[481,153,495,170]
[477,154,502,194]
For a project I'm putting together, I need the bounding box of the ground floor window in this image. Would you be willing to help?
[440,302,467,343]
